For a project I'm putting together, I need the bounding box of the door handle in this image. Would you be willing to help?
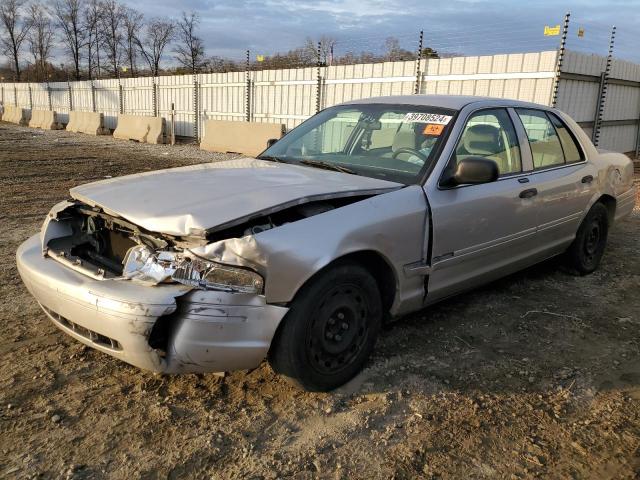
[519,188,538,199]
[581,175,594,184]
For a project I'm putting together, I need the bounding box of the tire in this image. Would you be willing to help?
[565,202,609,275]
[268,262,382,392]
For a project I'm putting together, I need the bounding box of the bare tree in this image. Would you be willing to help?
[304,35,336,65]
[0,0,31,80]
[136,18,174,76]
[206,55,240,73]
[27,3,54,81]
[122,7,143,76]
[84,0,102,78]
[383,36,415,61]
[54,0,85,80]
[174,11,205,73]
[99,0,125,76]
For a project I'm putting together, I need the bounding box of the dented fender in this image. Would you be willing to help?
[189,185,430,315]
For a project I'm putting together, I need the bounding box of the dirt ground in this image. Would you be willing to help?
[1,122,639,480]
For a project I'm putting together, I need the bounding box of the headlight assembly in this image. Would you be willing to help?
[171,256,264,294]
[122,245,264,294]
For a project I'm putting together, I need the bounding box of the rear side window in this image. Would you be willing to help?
[548,112,583,163]
[516,109,565,169]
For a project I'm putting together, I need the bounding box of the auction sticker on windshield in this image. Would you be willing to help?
[423,124,445,135]
[403,113,452,124]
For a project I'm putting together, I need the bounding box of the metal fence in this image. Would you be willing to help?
[1,49,639,155]
[556,51,640,155]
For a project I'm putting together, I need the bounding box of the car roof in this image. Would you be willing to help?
[339,94,549,111]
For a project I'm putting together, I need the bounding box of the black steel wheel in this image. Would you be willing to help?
[268,262,382,391]
[565,202,609,275]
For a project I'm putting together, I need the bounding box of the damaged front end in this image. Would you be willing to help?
[22,185,398,374]
[42,201,265,294]
[22,200,294,374]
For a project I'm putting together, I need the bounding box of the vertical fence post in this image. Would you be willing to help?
[152,77,158,117]
[90,80,96,112]
[415,30,424,95]
[117,69,123,115]
[46,81,52,111]
[28,84,33,111]
[316,42,322,113]
[118,83,124,114]
[13,84,17,106]
[592,26,616,147]
[170,102,176,146]
[67,80,73,112]
[552,12,570,108]
[246,50,252,121]
[193,73,199,141]
[593,71,606,143]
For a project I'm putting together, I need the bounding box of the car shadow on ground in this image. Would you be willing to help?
[335,248,640,398]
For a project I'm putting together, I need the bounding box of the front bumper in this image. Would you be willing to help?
[16,234,288,374]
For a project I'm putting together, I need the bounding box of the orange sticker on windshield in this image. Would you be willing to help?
[423,124,444,135]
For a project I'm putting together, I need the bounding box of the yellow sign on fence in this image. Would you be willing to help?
[544,25,561,36]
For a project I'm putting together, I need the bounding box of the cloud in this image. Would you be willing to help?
[86,0,640,63]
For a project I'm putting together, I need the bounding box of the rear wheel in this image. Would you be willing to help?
[565,202,609,275]
[268,262,382,391]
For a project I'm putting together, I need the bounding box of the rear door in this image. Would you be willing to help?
[513,109,597,254]
[425,107,541,302]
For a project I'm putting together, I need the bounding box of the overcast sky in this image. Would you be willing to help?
[129,0,640,62]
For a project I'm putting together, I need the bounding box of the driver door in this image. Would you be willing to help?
[425,108,541,302]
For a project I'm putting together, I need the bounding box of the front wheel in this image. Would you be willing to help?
[268,262,382,391]
[565,202,609,275]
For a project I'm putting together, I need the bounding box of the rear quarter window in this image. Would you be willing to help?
[548,112,584,163]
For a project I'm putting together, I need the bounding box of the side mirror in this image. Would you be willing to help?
[448,157,499,186]
[266,138,279,148]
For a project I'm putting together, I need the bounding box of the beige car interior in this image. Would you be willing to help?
[455,120,522,174]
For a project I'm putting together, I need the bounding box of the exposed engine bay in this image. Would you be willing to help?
[46,205,169,278]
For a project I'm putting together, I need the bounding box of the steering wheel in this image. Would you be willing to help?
[391,147,428,162]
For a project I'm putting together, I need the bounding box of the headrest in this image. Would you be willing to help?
[392,130,417,152]
[463,124,500,156]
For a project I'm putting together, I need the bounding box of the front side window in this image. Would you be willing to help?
[516,109,566,169]
[454,108,522,175]
[260,104,455,184]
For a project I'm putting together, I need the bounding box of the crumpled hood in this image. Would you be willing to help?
[70,157,401,237]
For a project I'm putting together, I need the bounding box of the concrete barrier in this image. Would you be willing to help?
[200,120,286,157]
[113,114,165,144]
[28,110,62,130]
[66,111,108,135]
[2,105,28,126]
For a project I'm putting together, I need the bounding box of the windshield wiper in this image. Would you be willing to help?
[257,155,287,163]
[299,159,357,175]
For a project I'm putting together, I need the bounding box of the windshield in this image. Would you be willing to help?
[259,104,456,184]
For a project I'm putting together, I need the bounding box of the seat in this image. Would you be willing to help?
[459,124,509,172]
[463,124,500,156]
[391,129,417,153]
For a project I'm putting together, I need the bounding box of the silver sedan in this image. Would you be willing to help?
[17,95,636,391]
